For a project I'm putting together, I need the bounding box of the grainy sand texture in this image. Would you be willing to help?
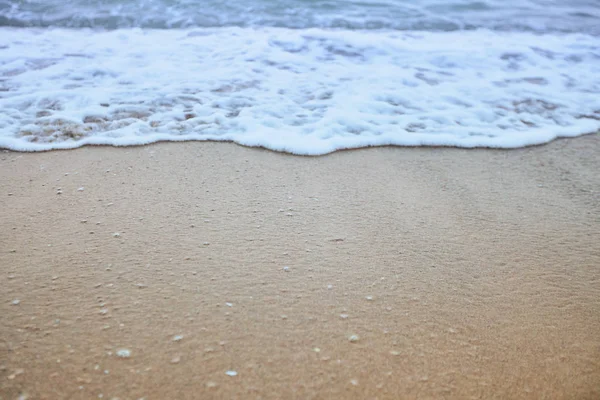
[1,135,599,400]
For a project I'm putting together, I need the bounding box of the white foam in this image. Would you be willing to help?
[0,27,599,155]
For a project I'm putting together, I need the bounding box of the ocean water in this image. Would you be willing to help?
[0,1,599,154]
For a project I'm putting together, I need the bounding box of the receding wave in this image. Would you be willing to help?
[1,28,599,154]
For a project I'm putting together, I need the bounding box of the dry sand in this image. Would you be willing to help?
[1,135,599,400]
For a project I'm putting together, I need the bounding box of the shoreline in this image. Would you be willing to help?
[1,129,600,157]
[1,134,599,399]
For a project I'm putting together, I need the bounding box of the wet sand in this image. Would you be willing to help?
[1,135,599,399]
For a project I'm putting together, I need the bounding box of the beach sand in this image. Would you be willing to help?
[1,134,599,399]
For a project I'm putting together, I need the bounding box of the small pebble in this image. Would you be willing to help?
[365,296,373,301]
[116,349,131,358]
[340,314,348,319]
[172,335,183,342]
[283,266,290,272]
[11,299,20,305]
[348,334,360,343]
[170,356,181,364]
[225,370,237,377]
[77,187,85,191]
[112,233,120,238]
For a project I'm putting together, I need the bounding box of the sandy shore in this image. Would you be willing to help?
[1,135,599,399]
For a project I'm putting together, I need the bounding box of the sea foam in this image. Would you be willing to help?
[0,27,599,154]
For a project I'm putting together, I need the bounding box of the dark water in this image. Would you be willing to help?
[1,0,600,34]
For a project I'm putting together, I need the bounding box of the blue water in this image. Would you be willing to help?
[1,0,599,34]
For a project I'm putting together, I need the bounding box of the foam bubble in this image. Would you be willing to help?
[0,27,599,155]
